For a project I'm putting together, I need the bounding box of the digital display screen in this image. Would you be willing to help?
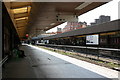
[86,34,99,45]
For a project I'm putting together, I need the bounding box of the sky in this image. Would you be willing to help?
[46,0,120,33]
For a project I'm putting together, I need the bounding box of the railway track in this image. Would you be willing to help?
[35,44,120,71]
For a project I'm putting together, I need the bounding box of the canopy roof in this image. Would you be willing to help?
[4,1,111,39]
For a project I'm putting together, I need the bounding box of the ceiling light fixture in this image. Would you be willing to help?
[50,23,55,26]
[12,7,27,14]
[15,17,28,21]
[75,2,92,10]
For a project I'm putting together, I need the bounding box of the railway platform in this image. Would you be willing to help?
[2,1,120,80]
[2,44,119,79]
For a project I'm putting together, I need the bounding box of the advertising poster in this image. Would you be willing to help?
[86,34,99,45]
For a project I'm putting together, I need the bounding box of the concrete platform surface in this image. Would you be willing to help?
[2,56,36,78]
[2,44,119,79]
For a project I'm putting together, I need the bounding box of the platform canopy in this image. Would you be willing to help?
[4,1,111,39]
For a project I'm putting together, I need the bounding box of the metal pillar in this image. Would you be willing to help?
[0,1,2,79]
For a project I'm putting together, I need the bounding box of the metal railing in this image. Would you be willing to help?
[37,43,120,51]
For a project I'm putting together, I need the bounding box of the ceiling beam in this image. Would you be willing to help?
[16,19,28,24]
[17,26,26,28]
[11,2,31,9]
[14,12,28,19]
